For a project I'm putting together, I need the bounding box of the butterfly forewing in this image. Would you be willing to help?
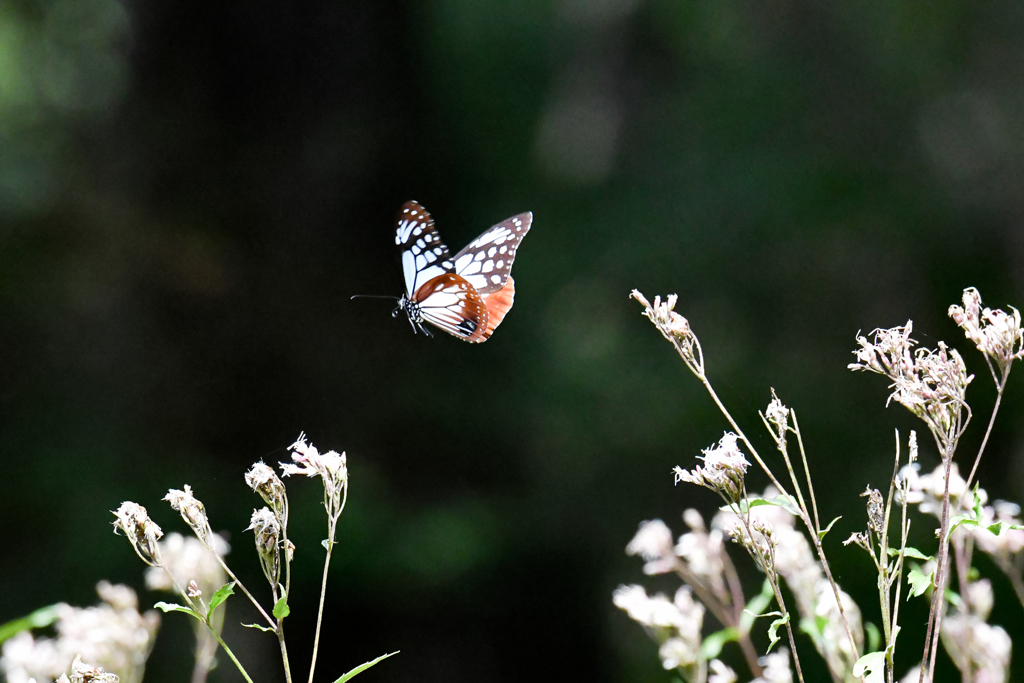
[415,273,489,343]
[395,201,455,297]
[452,212,532,294]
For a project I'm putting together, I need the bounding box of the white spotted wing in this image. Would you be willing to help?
[395,200,456,298]
[451,212,532,293]
[395,200,531,343]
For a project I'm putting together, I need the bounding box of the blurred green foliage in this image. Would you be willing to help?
[2,1,1024,682]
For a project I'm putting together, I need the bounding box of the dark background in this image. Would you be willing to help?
[3,1,1024,682]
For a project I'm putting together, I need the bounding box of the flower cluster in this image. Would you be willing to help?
[939,578,1011,683]
[612,584,707,677]
[281,433,348,524]
[0,584,158,683]
[716,492,863,680]
[631,290,704,376]
[674,433,750,504]
[850,323,972,448]
[949,287,1024,378]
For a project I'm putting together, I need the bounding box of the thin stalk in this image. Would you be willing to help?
[922,442,955,683]
[308,536,334,683]
[721,551,764,677]
[212,556,275,629]
[790,412,859,659]
[957,371,1008,514]
[209,628,255,683]
[308,480,348,683]
[792,413,822,539]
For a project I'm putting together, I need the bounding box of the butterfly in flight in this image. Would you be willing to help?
[393,200,532,343]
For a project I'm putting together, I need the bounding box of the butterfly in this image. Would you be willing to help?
[393,200,532,343]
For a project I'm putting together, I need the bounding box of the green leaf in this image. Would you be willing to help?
[818,516,841,540]
[885,625,900,656]
[888,546,932,561]
[767,613,790,654]
[273,597,290,620]
[700,627,738,659]
[944,588,962,610]
[946,513,982,541]
[208,582,236,615]
[906,566,933,599]
[798,614,828,648]
[331,651,399,683]
[740,580,774,633]
[852,651,886,683]
[242,622,276,633]
[864,622,881,654]
[154,602,203,621]
[0,605,62,644]
[721,495,800,517]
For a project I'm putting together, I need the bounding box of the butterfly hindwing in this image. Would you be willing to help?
[414,273,489,343]
[452,212,532,294]
[395,200,455,297]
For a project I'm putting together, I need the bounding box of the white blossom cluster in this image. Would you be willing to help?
[0,583,158,683]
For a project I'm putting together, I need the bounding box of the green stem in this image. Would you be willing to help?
[308,533,334,683]
[209,627,255,683]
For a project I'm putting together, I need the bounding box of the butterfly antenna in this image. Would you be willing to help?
[350,294,400,300]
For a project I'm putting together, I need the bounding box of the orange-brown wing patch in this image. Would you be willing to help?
[414,273,490,343]
[478,276,516,341]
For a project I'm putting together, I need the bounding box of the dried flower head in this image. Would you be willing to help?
[764,389,790,447]
[630,290,704,376]
[66,656,120,683]
[245,461,287,513]
[163,485,214,548]
[280,433,348,521]
[247,507,282,587]
[949,287,1024,378]
[674,432,750,504]
[861,486,884,534]
[111,502,163,567]
[850,323,972,448]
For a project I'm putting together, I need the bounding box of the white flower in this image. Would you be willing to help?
[675,509,728,600]
[0,585,158,683]
[708,658,737,683]
[675,433,750,502]
[145,532,228,600]
[626,519,677,575]
[901,462,985,519]
[280,433,348,519]
[941,613,1011,683]
[658,637,696,670]
[753,648,792,683]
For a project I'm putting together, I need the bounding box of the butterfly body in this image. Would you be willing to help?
[392,201,531,343]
